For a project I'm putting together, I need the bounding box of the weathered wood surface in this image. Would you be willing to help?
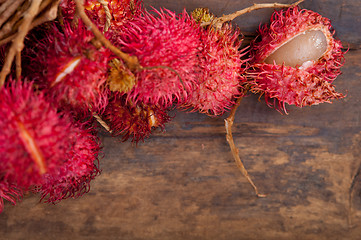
[144,0,361,46]
[1,1,361,239]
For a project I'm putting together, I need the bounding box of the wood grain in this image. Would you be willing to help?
[0,1,360,239]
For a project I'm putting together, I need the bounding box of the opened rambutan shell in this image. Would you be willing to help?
[182,24,246,116]
[102,92,172,142]
[26,21,111,114]
[247,7,345,112]
[115,8,202,107]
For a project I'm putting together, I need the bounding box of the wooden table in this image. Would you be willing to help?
[1,0,360,239]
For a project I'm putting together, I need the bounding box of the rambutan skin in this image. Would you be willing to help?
[102,92,172,142]
[60,0,142,31]
[0,81,102,204]
[246,7,345,112]
[35,122,101,204]
[85,0,143,32]
[0,179,22,213]
[0,81,75,189]
[26,21,111,114]
[115,8,202,107]
[183,24,247,116]
[247,64,344,111]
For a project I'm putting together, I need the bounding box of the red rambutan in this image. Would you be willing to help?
[115,8,202,107]
[102,92,171,142]
[0,81,101,190]
[27,21,111,114]
[0,81,74,189]
[0,179,22,213]
[59,0,142,32]
[85,0,143,31]
[182,24,246,116]
[35,122,101,204]
[247,7,345,112]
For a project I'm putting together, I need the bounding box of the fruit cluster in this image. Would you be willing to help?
[0,0,345,213]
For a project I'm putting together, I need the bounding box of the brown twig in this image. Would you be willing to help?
[31,0,60,27]
[0,0,25,28]
[93,113,113,133]
[15,51,21,80]
[0,1,30,41]
[0,0,42,87]
[201,0,304,28]
[74,0,140,71]
[97,0,111,32]
[225,97,266,197]
[0,0,58,46]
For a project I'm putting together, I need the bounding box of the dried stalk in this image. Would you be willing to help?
[225,97,266,197]
[202,0,304,28]
[0,0,25,28]
[97,0,111,32]
[93,113,112,133]
[74,0,140,71]
[0,1,30,40]
[0,0,42,87]
[15,51,21,80]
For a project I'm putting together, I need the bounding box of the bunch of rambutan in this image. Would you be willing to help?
[0,0,347,213]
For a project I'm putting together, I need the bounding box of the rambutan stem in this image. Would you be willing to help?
[15,51,21,80]
[0,0,56,42]
[0,0,59,87]
[201,0,305,28]
[97,0,111,32]
[74,0,140,71]
[0,0,42,87]
[225,97,266,198]
[93,113,113,133]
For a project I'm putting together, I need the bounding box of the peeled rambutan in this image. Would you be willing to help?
[102,92,171,142]
[0,179,22,213]
[246,7,345,112]
[182,24,246,116]
[115,8,202,107]
[26,21,111,114]
[35,122,101,204]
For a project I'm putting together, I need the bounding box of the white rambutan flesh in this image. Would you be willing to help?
[264,30,328,68]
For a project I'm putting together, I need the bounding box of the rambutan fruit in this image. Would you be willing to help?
[26,21,111,115]
[35,122,101,204]
[247,7,345,112]
[59,0,142,32]
[0,81,100,190]
[114,8,202,108]
[0,81,74,189]
[102,92,171,142]
[182,24,246,116]
[0,179,22,213]
[84,0,143,31]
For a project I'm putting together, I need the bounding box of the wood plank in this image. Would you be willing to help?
[144,0,361,45]
[1,1,360,239]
